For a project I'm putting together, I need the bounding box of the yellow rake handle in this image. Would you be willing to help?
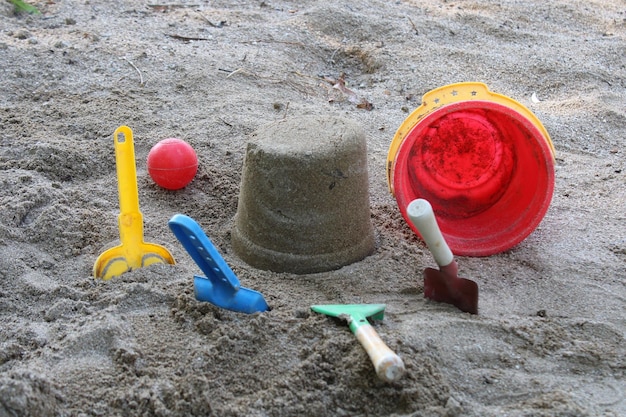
[114,125,145,247]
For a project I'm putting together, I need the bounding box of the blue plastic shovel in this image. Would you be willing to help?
[168,214,269,314]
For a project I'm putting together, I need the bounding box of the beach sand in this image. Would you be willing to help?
[0,1,624,416]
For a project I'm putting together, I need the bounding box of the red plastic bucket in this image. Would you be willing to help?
[387,83,555,256]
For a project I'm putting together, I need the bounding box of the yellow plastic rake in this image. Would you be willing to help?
[93,126,174,280]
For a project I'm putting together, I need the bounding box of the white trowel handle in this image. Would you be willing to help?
[354,323,406,382]
[406,199,454,268]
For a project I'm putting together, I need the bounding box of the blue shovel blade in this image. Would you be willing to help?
[194,275,269,314]
[168,214,269,314]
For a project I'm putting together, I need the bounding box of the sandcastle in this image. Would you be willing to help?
[231,116,375,274]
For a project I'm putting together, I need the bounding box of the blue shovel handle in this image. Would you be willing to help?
[169,214,240,293]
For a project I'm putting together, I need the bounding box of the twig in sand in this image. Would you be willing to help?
[240,39,305,48]
[195,11,227,28]
[226,68,251,78]
[148,4,200,12]
[166,33,210,42]
[121,57,144,86]
[219,117,233,127]
[407,16,419,35]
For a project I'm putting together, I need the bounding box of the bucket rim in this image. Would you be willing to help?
[387,82,555,195]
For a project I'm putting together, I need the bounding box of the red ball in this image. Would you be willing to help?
[147,138,198,190]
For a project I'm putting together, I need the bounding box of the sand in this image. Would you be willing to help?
[0,1,624,416]
[231,116,375,274]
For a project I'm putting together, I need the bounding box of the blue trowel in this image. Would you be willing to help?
[168,214,269,314]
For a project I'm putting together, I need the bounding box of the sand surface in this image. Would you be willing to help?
[1,1,625,416]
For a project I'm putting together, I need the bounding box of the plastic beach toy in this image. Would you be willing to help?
[93,126,175,279]
[387,82,555,256]
[168,214,269,314]
[407,199,478,314]
[311,304,405,383]
[147,138,198,190]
